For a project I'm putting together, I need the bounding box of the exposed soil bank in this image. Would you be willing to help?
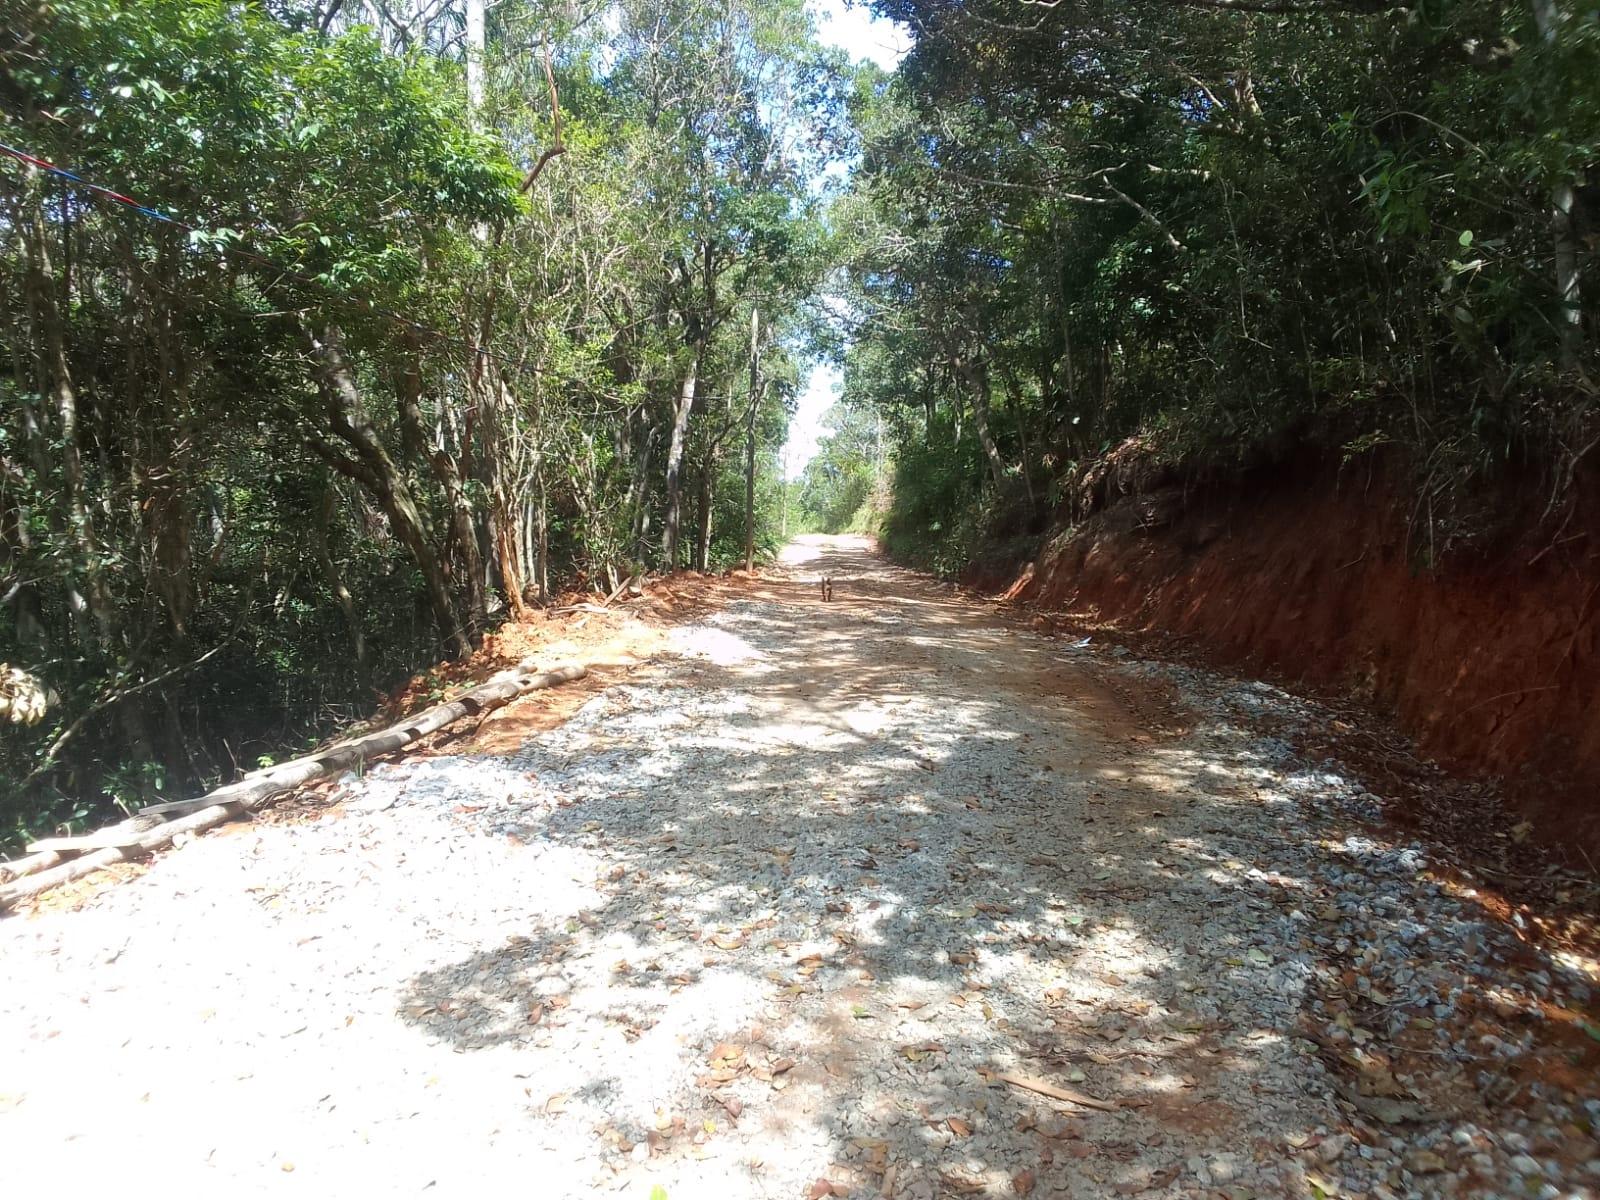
[979,455,1600,859]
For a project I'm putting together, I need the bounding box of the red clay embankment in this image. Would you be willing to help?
[982,455,1600,858]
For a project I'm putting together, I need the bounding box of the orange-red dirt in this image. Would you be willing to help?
[978,455,1600,863]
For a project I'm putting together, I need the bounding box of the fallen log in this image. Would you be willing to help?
[0,849,63,883]
[2,659,586,909]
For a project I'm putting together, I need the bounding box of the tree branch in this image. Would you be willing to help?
[519,40,568,192]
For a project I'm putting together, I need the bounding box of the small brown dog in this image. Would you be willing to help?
[820,574,834,601]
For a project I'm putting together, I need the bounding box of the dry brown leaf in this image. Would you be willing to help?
[1013,1168,1037,1196]
[947,1117,972,1137]
[939,1168,986,1194]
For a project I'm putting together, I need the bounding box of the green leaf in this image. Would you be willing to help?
[1458,229,1473,247]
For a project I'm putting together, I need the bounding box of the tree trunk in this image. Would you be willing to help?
[695,451,715,572]
[307,325,469,659]
[533,448,550,600]
[662,342,702,570]
[464,0,486,123]
[312,482,371,689]
[468,367,528,621]
[1532,0,1583,367]
[744,308,760,572]
[1000,364,1038,516]
[958,357,1007,494]
[24,166,116,653]
[397,343,485,632]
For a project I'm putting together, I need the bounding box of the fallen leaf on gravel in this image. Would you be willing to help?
[544,1093,569,1114]
[526,1005,544,1025]
[807,1177,834,1199]
[711,934,744,951]
[771,1056,796,1074]
[1013,1168,1036,1195]
[1334,1083,1436,1125]
[990,1068,1121,1112]
[939,1168,985,1194]
[947,1117,972,1137]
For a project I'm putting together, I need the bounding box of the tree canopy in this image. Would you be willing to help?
[830,0,1598,569]
[1,0,845,845]
[2,0,1595,847]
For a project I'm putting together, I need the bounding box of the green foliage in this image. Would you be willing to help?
[840,0,1600,577]
[0,0,841,850]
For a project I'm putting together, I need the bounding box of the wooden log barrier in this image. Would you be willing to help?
[0,660,587,910]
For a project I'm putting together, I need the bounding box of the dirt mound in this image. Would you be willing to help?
[984,454,1600,862]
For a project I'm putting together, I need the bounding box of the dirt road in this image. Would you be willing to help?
[3,536,1596,1198]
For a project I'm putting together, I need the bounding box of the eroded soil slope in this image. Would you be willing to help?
[994,458,1600,860]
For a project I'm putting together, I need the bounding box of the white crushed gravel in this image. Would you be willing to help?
[2,536,1596,1200]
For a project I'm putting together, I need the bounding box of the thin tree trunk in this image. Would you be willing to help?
[307,325,469,658]
[1532,0,1583,367]
[398,343,485,631]
[24,166,116,652]
[695,451,715,572]
[662,342,702,570]
[312,482,371,688]
[481,374,529,620]
[534,449,550,600]
[464,0,486,123]
[743,310,761,572]
[959,357,1007,494]
[1000,365,1038,515]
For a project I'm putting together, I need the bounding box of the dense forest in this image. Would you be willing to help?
[805,0,1598,574]
[1,0,846,845]
[4,0,1597,848]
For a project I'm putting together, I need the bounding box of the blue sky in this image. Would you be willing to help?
[782,1,908,480]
